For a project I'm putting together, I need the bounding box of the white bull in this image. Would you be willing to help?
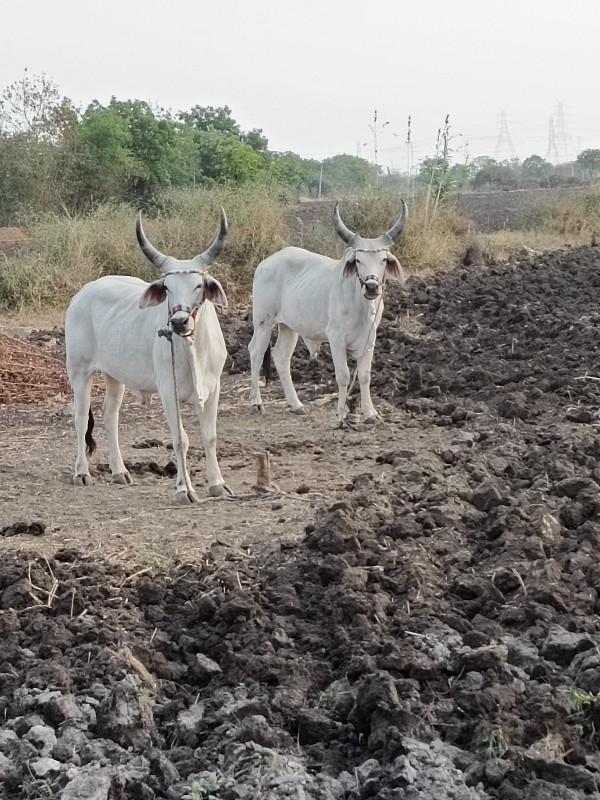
[65,209,232,504]
[248,200,408,425]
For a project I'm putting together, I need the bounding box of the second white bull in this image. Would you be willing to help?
[248,200,408,425]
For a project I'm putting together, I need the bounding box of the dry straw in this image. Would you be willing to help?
[0,331,69,405]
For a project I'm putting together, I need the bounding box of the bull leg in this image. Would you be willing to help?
[329,338,351,426]
[103,374,132,485]
[158,382,198,505]
[72,372,94,486]
[248,320,272,412]
[196,386,233,498]
[272,324,306,414]
[356,344,378,422]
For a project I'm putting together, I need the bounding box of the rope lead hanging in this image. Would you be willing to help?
[157,326,196,499]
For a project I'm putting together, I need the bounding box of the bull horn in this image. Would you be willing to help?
[194,207,228,266]
[332,202,359,246]
[136,212,168,271]
[378,199,408,245]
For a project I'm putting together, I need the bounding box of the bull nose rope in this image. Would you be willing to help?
[159,275,205,497]
[346,286,385,411]
[157,322,196,500]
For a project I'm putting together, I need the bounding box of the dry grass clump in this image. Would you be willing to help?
[477,189,600,261]
[4,185,600,318]
[154,185,291,305]
[0,186,291,311]
[480,229,586,262]
[0,204,154,312]
[520,189,600,241]
[294,189,472,274]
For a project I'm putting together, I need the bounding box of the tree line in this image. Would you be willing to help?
[0,73,377,223]
[3,74,600,224]
[416,150,600,198]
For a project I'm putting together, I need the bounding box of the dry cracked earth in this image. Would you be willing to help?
[2,244,600,798]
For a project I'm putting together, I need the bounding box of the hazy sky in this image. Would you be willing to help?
[2,0,598,170]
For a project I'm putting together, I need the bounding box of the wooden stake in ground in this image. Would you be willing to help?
[253,450,276,492]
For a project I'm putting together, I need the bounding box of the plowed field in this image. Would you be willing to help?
[2,244,600,798]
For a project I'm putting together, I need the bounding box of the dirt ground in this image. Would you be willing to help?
[3,242,600,798]
[0,367,447,565]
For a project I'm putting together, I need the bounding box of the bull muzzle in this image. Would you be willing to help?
[170,304,197,338]
[360,275,382,299]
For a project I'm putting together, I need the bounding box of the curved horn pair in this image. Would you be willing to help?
[136,208,228,271]
[332,199,408,246]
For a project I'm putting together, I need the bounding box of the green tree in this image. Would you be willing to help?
[242,128,268,151]
[576,149,600,178]
[448,163,470,190]
[471,157,517,188]
[193,130,264,184]
[522,154,552,179]
[72,106,133,206]
[417,155,462,199]
[0,72,80,220]
[178,105,271,181]
[267,151,319,191]
[66,99,195,205]
[105,99,191,197]
[468,155,492,178]
[320,154,377,195]
[179,105,241,136]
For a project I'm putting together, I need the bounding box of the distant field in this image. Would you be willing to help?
[454,185,590,230]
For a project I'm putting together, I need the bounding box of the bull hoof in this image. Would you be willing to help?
[175,490,199,505]
[73,473,93,487]
[363,415,379,425]
[251,404,264,415]
[113,471,132,485]
[337,415,358,430]
[291,405,308,416]
[209,483,234,498]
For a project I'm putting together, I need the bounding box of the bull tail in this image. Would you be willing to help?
[85,407,97,456]
[262,343,273,385]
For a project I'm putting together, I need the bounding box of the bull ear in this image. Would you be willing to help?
[385,254,403,281]
[343,256,357,280]
[202,276,228,308]
[139,280,167,309]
